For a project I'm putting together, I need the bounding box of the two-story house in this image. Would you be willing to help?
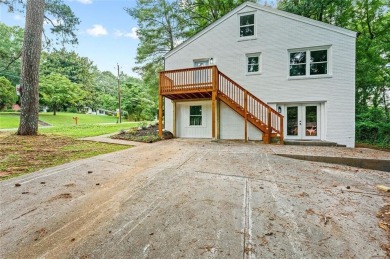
[158,1,356,147]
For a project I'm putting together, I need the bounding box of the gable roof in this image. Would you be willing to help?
[165,1,356,58]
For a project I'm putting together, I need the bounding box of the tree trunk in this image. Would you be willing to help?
[17,0,45,135]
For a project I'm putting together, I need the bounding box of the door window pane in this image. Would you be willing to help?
[305,106,317,136]
[240,14,254,37]
[190,105,202,126]
[287,106,298,136]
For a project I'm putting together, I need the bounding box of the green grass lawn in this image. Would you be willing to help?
[39,112,119,126]
[40,122,139,138]
[0,113,20,129]
[1,112,141,138]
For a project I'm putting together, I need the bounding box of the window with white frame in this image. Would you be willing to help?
[189,105,202,126]
[239,14,255,37]
[289,48,329,77]
[246,53,261,74]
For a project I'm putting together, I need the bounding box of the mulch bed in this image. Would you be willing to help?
[111,124,173,143]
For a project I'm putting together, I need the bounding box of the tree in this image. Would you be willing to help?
[39,73,83,115]
[180,0,257,34]
[0,76,17,110]
[1,0,80,135]
[17,0,45,135]
[126,0,189,105]
[0,22,24,86]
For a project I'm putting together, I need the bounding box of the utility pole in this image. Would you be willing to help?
[117,63,122,123]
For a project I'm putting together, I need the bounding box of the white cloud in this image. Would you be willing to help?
[86,24,108,37]
[69,0,93,4]
[13,14,23,21]
[114,27,138,40]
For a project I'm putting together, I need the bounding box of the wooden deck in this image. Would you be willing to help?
[159,66,284,144]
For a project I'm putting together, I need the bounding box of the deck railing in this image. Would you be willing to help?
[159,66,214,94]
[159,66,284,143]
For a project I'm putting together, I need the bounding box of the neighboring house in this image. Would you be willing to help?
[158,2,356,147]
[82,107,114,116]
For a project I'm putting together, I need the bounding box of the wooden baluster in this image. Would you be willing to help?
[244,90,248,142]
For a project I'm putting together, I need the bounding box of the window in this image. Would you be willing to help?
[240,14,254,37]
[289,48,329,77]
[190,105,202,126]
[246,53,261,74]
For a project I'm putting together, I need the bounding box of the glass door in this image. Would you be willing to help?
[285,104,320,139]
[193,59,210,84]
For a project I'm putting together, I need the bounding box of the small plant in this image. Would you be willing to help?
[138,121,148,130]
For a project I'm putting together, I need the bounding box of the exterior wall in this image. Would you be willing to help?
[220,102,262,140]
[175,100,212,138]
[164,4,355,147]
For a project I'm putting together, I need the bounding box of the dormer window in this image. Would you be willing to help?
[239,14,255,37]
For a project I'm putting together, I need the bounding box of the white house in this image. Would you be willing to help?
[158,2,356,147]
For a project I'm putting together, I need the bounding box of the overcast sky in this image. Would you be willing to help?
[0,0,140,77]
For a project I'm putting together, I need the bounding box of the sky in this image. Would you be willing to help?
[0,0,140,77]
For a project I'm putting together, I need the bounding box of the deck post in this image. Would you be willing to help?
[267,107,272,144]
[158,94,163,138]
[172,101,176,137]
[280,116,284,144]
[211,66,218,139]
[244,90,248,142]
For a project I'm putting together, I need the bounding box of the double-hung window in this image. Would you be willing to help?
[189,105,202,126]
[239,14,255,37]
[289,47,329,77]
[246,53,261,74]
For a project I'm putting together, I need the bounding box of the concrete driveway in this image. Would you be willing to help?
[0,139,389,258]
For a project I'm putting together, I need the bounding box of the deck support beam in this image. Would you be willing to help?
[158,94,163,138]
[244,90,248,142]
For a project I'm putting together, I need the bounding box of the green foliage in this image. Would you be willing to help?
[180,0,257,34]
[356,121,390,147]
[39,74,84,115]
[0,22,23,86]
[121,79,155,121]
[0,76,17,110]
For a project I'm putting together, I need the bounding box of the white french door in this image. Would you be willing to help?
[285,104,320,140]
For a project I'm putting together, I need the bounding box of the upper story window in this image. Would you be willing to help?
[289,47,329,77]
[189,105,202,126]
[246,53,261,74]
[240,14,255,37]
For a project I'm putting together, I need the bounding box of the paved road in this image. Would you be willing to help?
[0,139,389,258]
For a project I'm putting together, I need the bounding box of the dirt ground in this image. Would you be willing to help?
[0,139,389,258]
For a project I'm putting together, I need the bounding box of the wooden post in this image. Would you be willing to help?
[211,66,218,139]
[244,90,248,142]
[158,94,163,138]
[212,91,216,139]
[280,115,284,145]
[267,108,272,144]
[172,101,176,137]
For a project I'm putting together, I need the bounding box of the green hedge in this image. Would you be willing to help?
[356,121,390,147]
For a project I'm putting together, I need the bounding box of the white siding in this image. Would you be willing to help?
[176,101,212,138]
[220,102,262,140]
[165,5,356,147]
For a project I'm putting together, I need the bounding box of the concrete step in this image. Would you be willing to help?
[284,140,346,147]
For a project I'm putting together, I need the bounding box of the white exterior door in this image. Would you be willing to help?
[285,104,320,140]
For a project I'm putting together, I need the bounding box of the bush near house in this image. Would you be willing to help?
[356,107,390,148]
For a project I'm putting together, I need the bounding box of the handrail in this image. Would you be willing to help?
[158,65,284,143]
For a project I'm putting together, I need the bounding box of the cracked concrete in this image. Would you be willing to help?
[0,139,389,258]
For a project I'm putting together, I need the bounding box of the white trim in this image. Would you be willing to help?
[165,2,356,58]
[288,46,332,79]
[238,11,257,40]
[245,52,262,75]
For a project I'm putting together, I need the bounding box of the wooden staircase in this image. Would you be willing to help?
[159,66,284,144]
